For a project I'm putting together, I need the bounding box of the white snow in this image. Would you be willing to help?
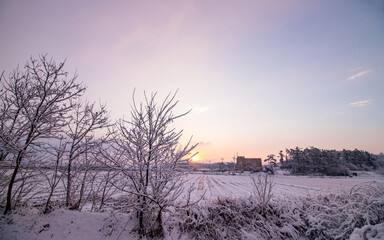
[0,208,138,240]
[1,172,384,239]
[350,223,384,240]
[183,172,384,203]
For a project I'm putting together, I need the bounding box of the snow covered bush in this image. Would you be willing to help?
[350,222,384,240]
[306,181,384,239]
[176,197,307,239]
[176,181,384,240]
[251,173,274,212]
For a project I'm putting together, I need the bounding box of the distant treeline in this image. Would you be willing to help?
[282,147,384,176]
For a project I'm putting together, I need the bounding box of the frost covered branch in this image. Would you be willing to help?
[108,91,197,237]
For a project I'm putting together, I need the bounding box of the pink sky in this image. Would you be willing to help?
[1,0,383,162]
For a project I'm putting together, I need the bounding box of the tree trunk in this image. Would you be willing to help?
[66,161,72,207]
[4,153,22,214]
[72,169,88,210]
[44,156,61,213]
[138,208,144,235]
[44,189,54,214]
[99,170,110,210]
[156,208,163,230]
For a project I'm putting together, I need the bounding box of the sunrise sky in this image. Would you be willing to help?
[1,0,383,162]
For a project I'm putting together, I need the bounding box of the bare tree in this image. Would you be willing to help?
[251,173,274,214]
[37,138,68,213]
[109,91,197,237]
[94,168,119,210]
[89,146,119,211]
[11,159,43,209]
[63,101,110,209]
[67,138,109,211]
[0,55,85,214]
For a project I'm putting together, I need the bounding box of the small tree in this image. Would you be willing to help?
[264,154,277,174]
[110,91,197,236]
[279,150,284,164]
[63,101,110,209]
[0,55,85,214]
[265,154,277,166]
[251,173,274,214]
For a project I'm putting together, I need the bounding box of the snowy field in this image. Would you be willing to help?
[1,172,384,240]
[184,171,384,202]
[3,170,383,206]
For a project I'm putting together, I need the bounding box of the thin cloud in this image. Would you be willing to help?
[198,141,212,146]
[194,106,209,113]
[350,100,372,107]
[346,69,372,81]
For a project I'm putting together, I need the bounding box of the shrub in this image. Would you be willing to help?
[250,173,274,212]
[175,182,384,240]
[306,181,384,239]
[176,197,307,239]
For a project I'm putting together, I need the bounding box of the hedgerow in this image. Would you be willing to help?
[174,181,384,240]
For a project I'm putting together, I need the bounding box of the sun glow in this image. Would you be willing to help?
[191,155,199,162]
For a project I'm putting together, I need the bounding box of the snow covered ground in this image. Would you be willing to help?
[0,208,139,240]
[1,172,384,240]
[184,171,384,202]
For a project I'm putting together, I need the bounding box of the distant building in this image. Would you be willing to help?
[236,156,262,172]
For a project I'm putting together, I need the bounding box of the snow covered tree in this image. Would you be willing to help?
[0,55,85,214]
[251,173,274,213]
[264,154,277,174]
[265,154,277,166]
[38,137,68,213]
[375,153,384,175]
[279,150,284,164]
[63,101,110,209]
[109,91,197,237]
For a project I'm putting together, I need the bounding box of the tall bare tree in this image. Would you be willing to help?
[110,92,197,236]
[0,55,85,214]
[63,101,110,208]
